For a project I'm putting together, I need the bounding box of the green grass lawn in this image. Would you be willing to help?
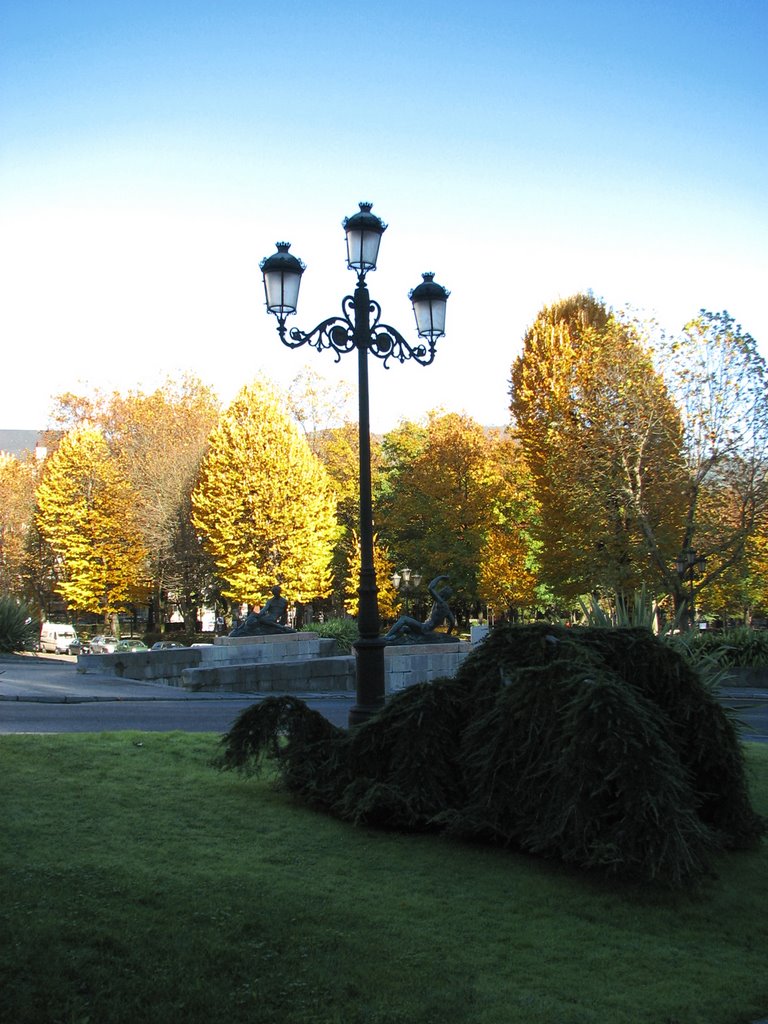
[2,731,766,1024]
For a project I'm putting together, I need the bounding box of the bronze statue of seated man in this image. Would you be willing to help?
[229,586,295,636]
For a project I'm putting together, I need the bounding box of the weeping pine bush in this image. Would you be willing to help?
[217,623,765,888]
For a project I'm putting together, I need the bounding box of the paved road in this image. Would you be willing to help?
[718,694,768,744]
[0,653,354,732]
[1,652,766,741]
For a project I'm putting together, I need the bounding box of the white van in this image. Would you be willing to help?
[39,622,78,654]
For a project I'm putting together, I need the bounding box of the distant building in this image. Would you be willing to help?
[0,430,41,459]
[0,430,62,461]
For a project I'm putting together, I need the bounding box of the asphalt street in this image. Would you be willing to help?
[1,652,767,741]
[0,653,354,732]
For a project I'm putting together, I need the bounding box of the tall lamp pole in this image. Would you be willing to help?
[260,203,449,726]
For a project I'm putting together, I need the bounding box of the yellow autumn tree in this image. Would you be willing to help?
[343,532,398,619]
[191,378,338,605]
[510,294,686,601]
[477,434,540,612]
[52,377,221,630]
[35,425,148,625]
[0,452,37,597]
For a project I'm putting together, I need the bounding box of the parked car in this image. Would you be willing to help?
[39,622,78,655]
[114,639,148,653]
[67,639,91,655]
[90,635,118,654]
[150,640,187,650]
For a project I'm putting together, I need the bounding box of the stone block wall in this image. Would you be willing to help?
[384,641,471,694]
[76,632,338,683]
[182,656,356,693]
[76,632,472,695]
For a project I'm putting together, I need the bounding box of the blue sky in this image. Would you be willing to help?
[1,0,766,432]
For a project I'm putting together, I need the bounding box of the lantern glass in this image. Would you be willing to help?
[409,272,449,341]
[260,243,304,316]
[264,267,301,315]
[413,294,447,339]
[343,202,386,272]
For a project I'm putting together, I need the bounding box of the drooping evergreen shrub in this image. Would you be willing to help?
[451,660,715,885]
[218,623,765,888]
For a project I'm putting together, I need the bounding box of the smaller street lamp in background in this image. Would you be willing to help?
[675,547,707,629]
[391,567,422,616]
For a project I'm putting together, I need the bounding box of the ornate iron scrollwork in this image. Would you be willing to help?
[278,293,436,367]
[369,324,435,367]
[282,316,355,362]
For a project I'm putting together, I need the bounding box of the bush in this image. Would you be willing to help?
[678,626,768,668]
[218,623,765,889]
[0,596,40,653]
[301,617,359,653]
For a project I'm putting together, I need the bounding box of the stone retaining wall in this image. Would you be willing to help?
[76,632,338,683]
[384,641,471,693]
[182,641,472,694]
[183,655,356,693]
[77,632,472,695]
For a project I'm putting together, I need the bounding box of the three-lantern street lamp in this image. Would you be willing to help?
[676,547,707,629]
[260,203,449,726]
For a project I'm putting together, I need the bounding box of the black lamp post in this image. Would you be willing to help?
[260,203,449,726]
[675,547,707,629]
[391,567,422,616]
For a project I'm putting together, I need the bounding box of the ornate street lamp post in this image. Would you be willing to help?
[675,547,707,629]
[391,567,422,616]
[260,203,449,725]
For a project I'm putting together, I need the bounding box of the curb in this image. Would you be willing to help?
[0,692,354,705]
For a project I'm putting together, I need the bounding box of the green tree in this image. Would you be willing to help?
[377,413,532,614]
[654,310,768,622]
[35,425,148,629]
[191,379,338,606]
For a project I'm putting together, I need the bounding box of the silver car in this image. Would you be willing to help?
[90,635,118,654]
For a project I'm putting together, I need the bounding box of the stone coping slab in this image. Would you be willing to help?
[383,641,470,656]
[215,631,319,647]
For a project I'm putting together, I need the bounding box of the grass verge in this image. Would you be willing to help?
[1,731,767,1024]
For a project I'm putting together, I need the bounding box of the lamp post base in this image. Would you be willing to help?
[349,636,386,727]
